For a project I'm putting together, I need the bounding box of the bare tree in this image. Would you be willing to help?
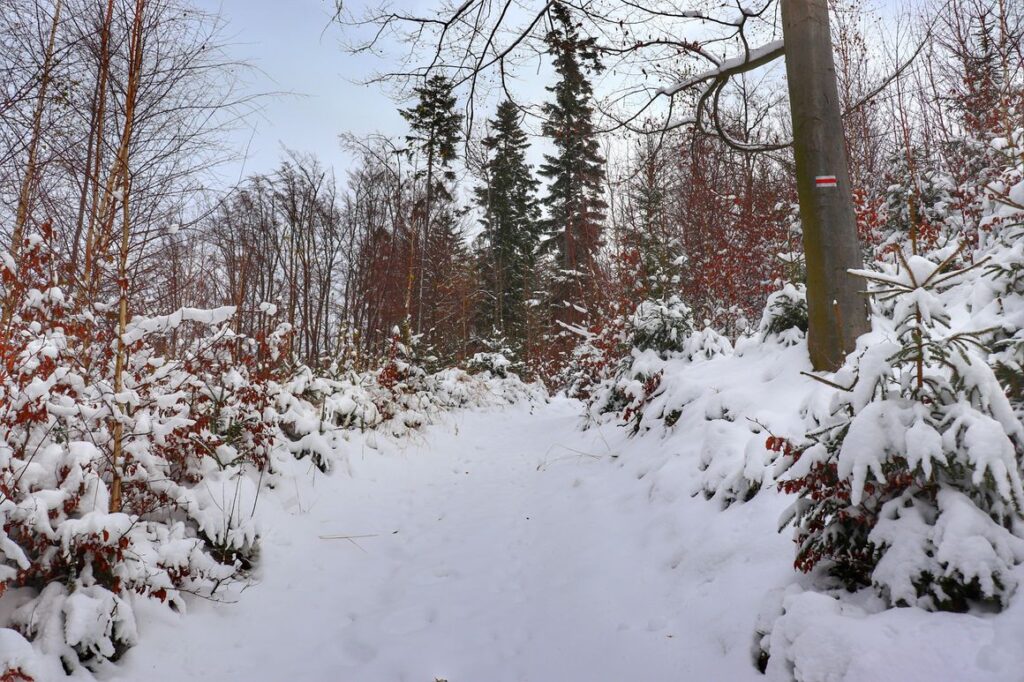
[338,0,880,369]
[0,0,258,507]
[0,0,254,310]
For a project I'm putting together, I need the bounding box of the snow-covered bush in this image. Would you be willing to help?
[777,250,1024,611]
[371,328,435,432]
[979,219,1024,411]
[584,296,734,432]
[628,296,693,356]
[0,628,49,681]
[558,314,630,401]
[680,326,733,361]
[466,334,523,379]
[273,328,545,449]
[0,229,271,671]
[759,283,808,345]
[467,351,513,378]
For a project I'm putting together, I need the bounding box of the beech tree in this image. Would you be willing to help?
[205,154,345,367]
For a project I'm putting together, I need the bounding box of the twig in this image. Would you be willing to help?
[318,532,385,553]
[800,371,855,392]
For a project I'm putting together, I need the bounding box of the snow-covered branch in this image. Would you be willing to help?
[657,39,785,98]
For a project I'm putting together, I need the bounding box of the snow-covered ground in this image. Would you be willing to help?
[102,398,788,681]
[92,389,1024,681]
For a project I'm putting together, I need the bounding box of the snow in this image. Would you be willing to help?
[105,399,791,681]
[931,490,1024,597]
[954,409,1023,502]
[838,400,903,505]
[63,586,139,662]
[658,39,786,97]
[763,587,1024,682]
[10,206,1024,679]
[0,328,1018,679]
[122,306,236,344]
[63,388,1019,681]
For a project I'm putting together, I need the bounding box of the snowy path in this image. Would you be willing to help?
[108,397,789,682]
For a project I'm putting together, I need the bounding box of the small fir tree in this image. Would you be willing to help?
[778,248,1024,611]
[621,133,684,298]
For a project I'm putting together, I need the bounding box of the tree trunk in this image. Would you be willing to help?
[3,0,63,326]
[109,0,147,514]
[782,0,870,371]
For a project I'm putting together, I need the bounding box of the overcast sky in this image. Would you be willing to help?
[196,0,914,190]
[195,0,406,183]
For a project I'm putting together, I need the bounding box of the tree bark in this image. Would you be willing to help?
[109,0,147,514]
[782,0,870,370]
[3,0,63,326]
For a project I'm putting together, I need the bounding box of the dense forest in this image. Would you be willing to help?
[3,0,1016,375]
[0,0,1022,679]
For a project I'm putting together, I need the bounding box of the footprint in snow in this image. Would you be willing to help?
[341,638,377,664]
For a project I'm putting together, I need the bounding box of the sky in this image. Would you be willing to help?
[195,0,560,196]
[195,0,408,184]
[195,0,917,191]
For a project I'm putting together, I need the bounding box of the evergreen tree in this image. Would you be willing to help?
[778,250,1024,611]
[881,148,953,254]
[621,133,684,299]
[538,3,607,326]
[953,10,1005,139]
[473,100,540,346]
[402,74,463,204]
[400,74,464,335]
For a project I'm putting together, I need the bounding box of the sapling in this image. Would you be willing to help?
[779,246,1024,611]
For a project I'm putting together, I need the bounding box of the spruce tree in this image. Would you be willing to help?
[400,74,464,335]
[622,134,683,299]
[474,100,540,346]
[402,74,462,204]
[778,250,1024,611]
[538,3,607,326]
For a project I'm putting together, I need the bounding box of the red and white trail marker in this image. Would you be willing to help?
[815,175,838,188]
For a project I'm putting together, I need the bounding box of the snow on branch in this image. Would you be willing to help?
[657,39,785,98]
[122,306,237,345]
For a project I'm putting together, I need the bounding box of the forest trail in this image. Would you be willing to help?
[105,397,780,682]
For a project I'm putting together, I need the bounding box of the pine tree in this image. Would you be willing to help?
[538,3,607,326]
[474,100,540,347]
[400,74,464,335]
